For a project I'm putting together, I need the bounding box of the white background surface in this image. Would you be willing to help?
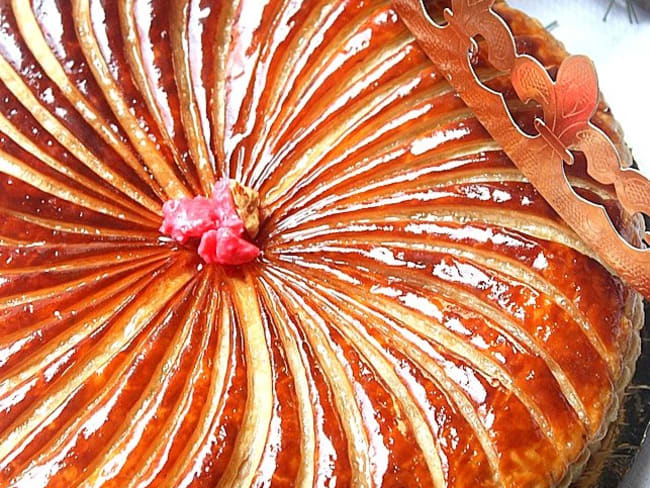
[507,1,650,486]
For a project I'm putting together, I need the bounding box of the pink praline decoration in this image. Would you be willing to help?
[160,179,260,265]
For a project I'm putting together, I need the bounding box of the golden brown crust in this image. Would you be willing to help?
[229,180,261,238]
[0,1,642,487]
[494,4,646,485]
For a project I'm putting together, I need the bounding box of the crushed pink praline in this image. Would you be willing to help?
[160,179,260,265]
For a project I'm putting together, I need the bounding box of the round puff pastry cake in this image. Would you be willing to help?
[0,0,644,487]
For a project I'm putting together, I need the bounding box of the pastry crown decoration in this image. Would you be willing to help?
[393,0,650,299]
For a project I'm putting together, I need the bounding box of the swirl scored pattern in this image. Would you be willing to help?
[0,1,643,487]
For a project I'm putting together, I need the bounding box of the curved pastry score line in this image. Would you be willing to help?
[272,242,607,429]
[118,270,220,487]
[256,278,322,488]
[161,287,235,487]
[0,149,157,228]
[10,0,165,207]
[167,0,216,195]
[1,270,199,485]
[119,0,204,197]
[277,232,619,374]
[0,110,160,224]
[0,54,163,215]
[263,270,373,488]
[71,0,190,201]
[217,273,274,488]
[0,259,195,467]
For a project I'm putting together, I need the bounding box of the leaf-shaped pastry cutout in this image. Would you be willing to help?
[616,170,650,228]
[451,0,515,71]
[511,55,556,127]
[453,0,495,20]
[574,127,620,185]
[554,55,599,144]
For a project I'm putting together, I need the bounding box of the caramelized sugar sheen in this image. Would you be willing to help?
[0,1,642,487]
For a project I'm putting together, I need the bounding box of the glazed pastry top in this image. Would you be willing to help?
[0,1,642,487]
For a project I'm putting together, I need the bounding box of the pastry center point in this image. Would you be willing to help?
[159,178,261,265]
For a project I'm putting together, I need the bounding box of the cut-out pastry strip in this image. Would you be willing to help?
[393,0,650,299]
